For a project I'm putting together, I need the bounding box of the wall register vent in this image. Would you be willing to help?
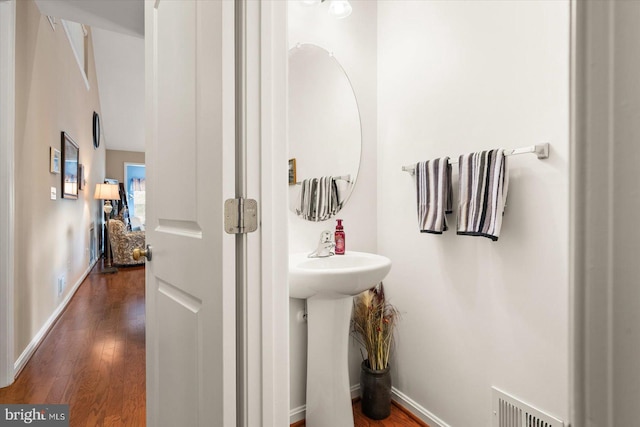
[492,387,564,427]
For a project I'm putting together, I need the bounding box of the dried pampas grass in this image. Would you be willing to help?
[351,282,399,371]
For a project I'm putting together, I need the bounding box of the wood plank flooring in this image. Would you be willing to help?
[0,262,146,427]
[291,399,429,427]
[2,261,428,427]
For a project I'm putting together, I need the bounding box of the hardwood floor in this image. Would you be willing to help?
[2,261,428,427]
[291,399,429,427]
[0,262,146,427]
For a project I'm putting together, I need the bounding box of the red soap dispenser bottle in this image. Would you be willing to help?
[335,219,345,255]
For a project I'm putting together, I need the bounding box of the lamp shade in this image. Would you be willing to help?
[94,183,120,200]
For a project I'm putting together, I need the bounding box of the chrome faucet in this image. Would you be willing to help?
[308,230,335,258]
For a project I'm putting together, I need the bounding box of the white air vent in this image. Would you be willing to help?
[492,387,564,427]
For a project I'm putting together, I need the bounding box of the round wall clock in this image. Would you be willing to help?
[92,111,100,149]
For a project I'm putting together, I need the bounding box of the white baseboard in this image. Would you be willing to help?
[289,405,305,424]
[350,383,360,399]
[289,384,361,424]
[288,384,451,427]
[13,259,98,376]
[391,387,451,427]
[353,385,452,427]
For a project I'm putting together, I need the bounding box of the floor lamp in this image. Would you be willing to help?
[94,183,120,274]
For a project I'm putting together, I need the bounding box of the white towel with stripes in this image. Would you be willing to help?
[296,176,340,221]
[416,157,452,233]
[456,149,509,241]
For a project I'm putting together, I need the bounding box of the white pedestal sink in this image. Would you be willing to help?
[290,251,392,427]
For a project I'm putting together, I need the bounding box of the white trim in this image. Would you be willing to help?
[570,1,615,426]
[568,0,581,425]
[13,259,98,376]
[0,0,16,389]
[60,19,90,91]
[350,383,361,400]
[289,384,361,424]
[254,1,290,426]
[569,1,640,425]
[391,387,452,427]
[237,1,251,423]
[288,385,452,427]
[235,0,289,425]
[289,405,305,425]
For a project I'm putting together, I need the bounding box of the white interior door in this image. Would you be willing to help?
[145,1,236,426]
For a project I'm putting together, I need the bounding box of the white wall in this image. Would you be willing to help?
[377,2,570,426]
[92,27,145,153]
[14,0,105,362]
[287,0,377,415]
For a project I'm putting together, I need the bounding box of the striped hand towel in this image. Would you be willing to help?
[456,149,509,241]
[416,157,452,233]
[296,179,311,219]
[296,176,340,221]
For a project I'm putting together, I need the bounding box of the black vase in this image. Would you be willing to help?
[360,360,391,420]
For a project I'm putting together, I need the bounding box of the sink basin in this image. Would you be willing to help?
[288,251,392,427]
[289,251,392,299]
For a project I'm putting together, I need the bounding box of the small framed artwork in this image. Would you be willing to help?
[50,147,61,174]
[288,158,297,185]
[61,131,79,199]
[78,164,85,190]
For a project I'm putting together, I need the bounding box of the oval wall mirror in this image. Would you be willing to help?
[288,43,362,221]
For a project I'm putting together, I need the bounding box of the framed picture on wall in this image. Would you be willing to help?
[288,158,297,185]
[61,131,79,199]
[50,147,61,174]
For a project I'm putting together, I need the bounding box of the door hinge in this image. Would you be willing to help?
[224,198,258,234]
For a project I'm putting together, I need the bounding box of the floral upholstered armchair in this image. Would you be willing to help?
[108,219,146,266]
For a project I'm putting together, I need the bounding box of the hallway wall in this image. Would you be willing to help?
[376,1,570,425]
[105,149,144,183]
[14,0,106,362]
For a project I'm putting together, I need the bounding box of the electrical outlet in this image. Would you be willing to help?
[57,275,65,296]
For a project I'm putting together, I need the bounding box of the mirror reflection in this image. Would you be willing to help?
[288,43,362,221]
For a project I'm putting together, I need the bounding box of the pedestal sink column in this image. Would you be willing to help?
[305,296,354,427]
[289,251,392,425]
